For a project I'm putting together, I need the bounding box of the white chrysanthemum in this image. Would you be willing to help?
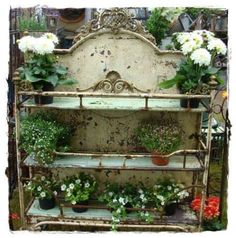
[108,192,113,197]
[156,195,164,201]
[138,189,144,194]
[140,194,145,200]
[42,33,59,44]
[71,200,76,205]
[53,191,57,196]
[167,186,172,191]
[18,36,36,53]
[181,41,197,55]
[34,37,55,55]
[118,197,125,205]
[190,48,211,66]
[75,179,81,184]
[61,184,67,191]
[194,30,215,40]
[176,32,192,45]
[40,192,46,198]
[190,32,203,48]
[207,38,227,55]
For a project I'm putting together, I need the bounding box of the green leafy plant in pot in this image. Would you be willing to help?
[135,120,183,166]
[24,175,58,210]
[159,30,227,108]
[60,173,97,213]
[18,33,76,104]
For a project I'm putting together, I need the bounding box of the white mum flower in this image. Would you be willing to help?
[69,183,75,189]
[40,192,46,198]
[190,48,211,66]
[18,36,37,53]
[42,33,59,44]
[181,40,198,55]
[138,189,144,194]
[34,37,55,55]
[140,194,145,200]
[207,38,227,55]
[113,198,117,203]
[116,208,121,214]
[156,195,164,201]
[53,191,57,196]
[61,184,67,191]
[108,192,113,197]
[190,32,203,48]
[176,33,192,45]
[167,186,172,191]
[71,200,77,205]
[37,186,42,191]
[161,201,165,206]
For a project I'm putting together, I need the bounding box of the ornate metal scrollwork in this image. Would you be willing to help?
[76,71,149,94]
[74,8,156,44]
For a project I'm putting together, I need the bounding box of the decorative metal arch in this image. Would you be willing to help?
[73,8,156,45]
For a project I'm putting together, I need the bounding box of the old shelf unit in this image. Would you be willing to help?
[14,88,213,232]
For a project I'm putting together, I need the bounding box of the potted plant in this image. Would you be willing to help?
[151,177,189,216]
[60,173,97,213]
[159,30,227,108]
[24,175,58,210]
[98,183,135,231]
[190,196,222,231]
[135,121,183,166]
[17,32,76,104]
[20,112,72,165]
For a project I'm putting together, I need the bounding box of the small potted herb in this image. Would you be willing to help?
[151,177,189,216]
[24,175,58,210]
[135,121,183,166]
[60,173,97,213]
[20,112,72,165]
[18,33,76,104]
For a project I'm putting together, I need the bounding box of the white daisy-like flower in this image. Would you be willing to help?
[113,198,117,203]
[190,48,211,66]
[140,194,145,200]
[61,184,67,191]
[40,192,46,198]
[37,186,42,191]
[84,182,90,188]
[207,38,227,55]
[75,179,81,184]
[69,183,75,189]
[53,191,57,196]
[156,195,164,201]
[161,201,165,206]
[190,32,203,48]
[116,208,121,214]
[108,192,113,197]
[138,189,144,194]
[71,200,77,205]
[176,32,192,45]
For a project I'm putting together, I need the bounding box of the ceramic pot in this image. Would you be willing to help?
[39,197,55,210]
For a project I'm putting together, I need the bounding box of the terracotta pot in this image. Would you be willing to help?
[151,153,169,166]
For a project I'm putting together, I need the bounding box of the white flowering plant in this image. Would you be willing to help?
[159,30,227,93]
[61,173,97,205]
[24,175,58,200]
[18,33,76,90]
[20,112,72,165]
[151,177,189,210]
[98,183,135,230]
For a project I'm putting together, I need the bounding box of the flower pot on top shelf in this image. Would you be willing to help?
[17,33,76,105]
[159,30,227,106]
[135,120,183,166]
